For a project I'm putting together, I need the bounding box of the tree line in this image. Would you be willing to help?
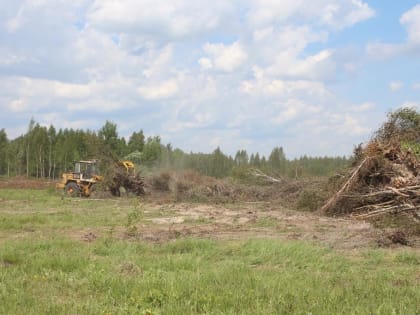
[0,119,350,179]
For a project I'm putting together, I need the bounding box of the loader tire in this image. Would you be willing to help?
[65,182,80,197]
[88,183,97,198]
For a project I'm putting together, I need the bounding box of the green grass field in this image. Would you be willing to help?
[0,189,419,314]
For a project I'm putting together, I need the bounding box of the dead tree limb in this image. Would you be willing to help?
[352,204,419,219]
[251,168,282,183]
[318,157,370,214]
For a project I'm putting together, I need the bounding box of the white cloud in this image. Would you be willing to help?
[251,44,336,81]
[366,4,420,59]
[246,0,374,29]
[399,101,420,110]
[0,0,402,159]
[389,81,403,92]
[413,83,420,90]
[287,49,336,79]
[198,57,212,70]
[140,44,174,78]
[252,26,328,62]
[320,0,374,29]
[338,114,370,136]
[87,0,234,39]
[1,75,138,114]
[0,54,28,66]
[5,17,21,33]
[241,77,330,98]
[366,42,406,59]
[8,99,28,112]
[167,113,214,132]
[138,79,179,100]
[4,77,91,109]
[400,4,420,45]
[270,99,315,125]
[202,42,248,72]
[350,102,375,112]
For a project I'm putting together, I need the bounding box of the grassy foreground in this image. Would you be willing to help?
[0,189,419,314]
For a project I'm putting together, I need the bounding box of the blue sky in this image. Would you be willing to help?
[0,0,419,158]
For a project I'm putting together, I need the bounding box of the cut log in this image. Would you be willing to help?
[318,157,370,214]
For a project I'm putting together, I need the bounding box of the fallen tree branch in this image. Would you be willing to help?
[358,186,419,198]
[388,186,410,198]
[251,168,282,183]
[318,157,370,214]
[351,204,419,219]
[354,200,394,211]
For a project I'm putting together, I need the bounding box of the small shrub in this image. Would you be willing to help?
[230,166,253,183]
[401,141,420,157]
[297,190,323,211]
[125,205,144,237]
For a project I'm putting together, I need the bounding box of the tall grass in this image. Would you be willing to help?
[1,238,419,314]
[0,190,419,314]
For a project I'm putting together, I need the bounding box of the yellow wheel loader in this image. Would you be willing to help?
[56,160,103,197]
[56,160,144,197]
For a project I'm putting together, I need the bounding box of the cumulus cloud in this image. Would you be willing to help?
[366,4,420,59]
[8,99,28,112]
[389,81,403,92]
[241,77,330,98]
[400,4,420,45]
[198,57,212,70]
[337,114,371,136]
[268,49,336,80]
[138,79,179,100]
[3,77,90,110]
[67,100,124,112]
[350,102,375,112]
[245,0,374,30]
[366,42,406,59]
[399,101,420,110]
[87,0,234,40]
[270,99,321,125]
[0,0,395,158]
[201,41,247,72]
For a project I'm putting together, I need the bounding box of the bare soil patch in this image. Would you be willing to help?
[1,176,418,250]
[0,177,55,190]
[67,202,419,250]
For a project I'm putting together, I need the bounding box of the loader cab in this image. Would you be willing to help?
[73,160,98,180]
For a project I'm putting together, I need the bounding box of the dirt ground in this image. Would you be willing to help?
[0,177,54,189]
[75,201,418,251]
[1,177,418,250]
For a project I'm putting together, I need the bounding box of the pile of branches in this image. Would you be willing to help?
[319,107,419,223]
[100,161,145,196]
[148,170,239,202]
[109,168,145,196]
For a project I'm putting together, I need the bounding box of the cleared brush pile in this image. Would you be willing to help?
[146,169,318,208]
[319,108,419,228]
[100,161,145,196]
[147,170,242,202]
[109,167,145,196]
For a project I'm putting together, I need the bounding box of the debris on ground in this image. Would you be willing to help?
[146,169,312,207]
[388,230,410,246]
[109,167,145,196]
[82,232,97,242]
